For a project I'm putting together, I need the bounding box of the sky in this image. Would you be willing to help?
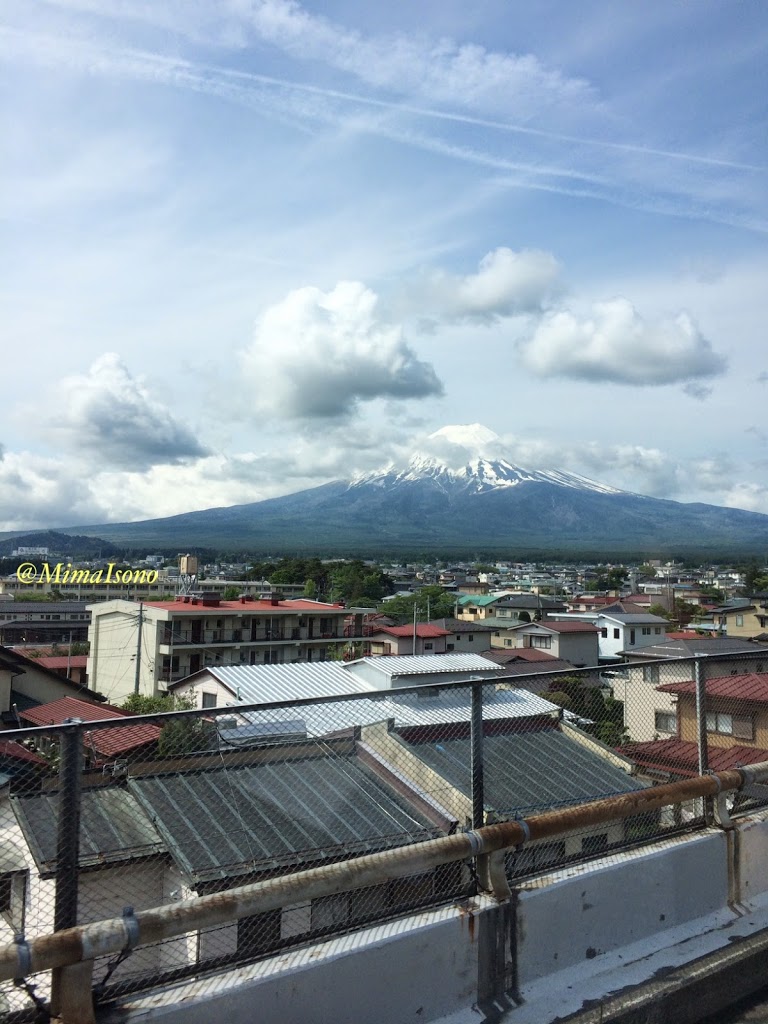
[2,0,768,532]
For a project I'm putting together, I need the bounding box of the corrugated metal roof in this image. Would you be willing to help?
[13,787,165,877]
[355,654,504,677]
[196,663,375,703]
[129,756,441,883]
[657,672,768,703]
[230,685,565,740]
[397,727,644,816]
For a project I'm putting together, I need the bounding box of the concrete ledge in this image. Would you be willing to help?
[554,922,768,1024]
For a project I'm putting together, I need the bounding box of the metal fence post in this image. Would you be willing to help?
[694,658,708,777]
[471,681,484,830]
[694,657,711,823]
[51,718,84,1019]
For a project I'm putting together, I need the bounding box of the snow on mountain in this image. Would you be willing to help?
[350,424,623,496]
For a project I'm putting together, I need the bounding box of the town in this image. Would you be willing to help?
[2,543,768,1021]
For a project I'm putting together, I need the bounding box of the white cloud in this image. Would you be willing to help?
[0,450,108,530]
[228,0,595,119]
[241,281,443,419]
[405,247,561,324]
[520,297,727,385]
[44,354,208,469]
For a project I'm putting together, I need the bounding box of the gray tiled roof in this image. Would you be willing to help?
[129,755,442,884]
[13,787,165,877]
[397,726,643,817]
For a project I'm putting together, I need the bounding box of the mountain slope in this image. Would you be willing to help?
[54,467,768,555]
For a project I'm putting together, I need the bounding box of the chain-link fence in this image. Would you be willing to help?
[2,651,768,1018]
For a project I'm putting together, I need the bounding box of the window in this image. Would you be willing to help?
[601,627,608,638]
[654,627,662,635]
[201,692,217,709]
[468,634,474,641]
[423,642,433,651]
[530,635,552,649]
[613,628,620,639]
[736,615,744,627]
[705,711,752,739]
[642,627,651,635]
[654,710,676,733]
[643,664,660,684]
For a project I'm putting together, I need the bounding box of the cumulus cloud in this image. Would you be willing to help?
[242,281,443,419]
[45,354,209,469]
[0,450,109,530]
[405,247,561,324]
[520,298,727,386]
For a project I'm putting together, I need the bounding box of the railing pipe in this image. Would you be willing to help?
[3,761,766,984]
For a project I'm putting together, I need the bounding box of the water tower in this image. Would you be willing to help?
[178,554,199,596]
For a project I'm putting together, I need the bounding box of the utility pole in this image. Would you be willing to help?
[134,602,144,695]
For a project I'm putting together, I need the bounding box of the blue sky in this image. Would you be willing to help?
[2,0,767,532]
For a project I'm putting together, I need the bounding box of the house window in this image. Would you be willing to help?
[654,710,677,734]
[654,627,662,634]
[468,634,474,641]
[201,692,217,709]
[601,628,608,638]
[530,635,552,649]
[613,628,620,639]
[424,642,433,651]
[643,664,660,683]
[705,711,752,739]
[642,627,651,636]
[736,615,744,627]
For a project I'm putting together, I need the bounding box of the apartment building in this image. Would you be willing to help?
[86,594,365,703]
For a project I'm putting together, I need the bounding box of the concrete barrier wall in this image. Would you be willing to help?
[102,814,768,1024]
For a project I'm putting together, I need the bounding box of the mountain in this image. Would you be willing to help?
[51,425,768,556]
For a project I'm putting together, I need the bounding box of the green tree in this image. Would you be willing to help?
[222,585,241,600]
[120,693,210,755]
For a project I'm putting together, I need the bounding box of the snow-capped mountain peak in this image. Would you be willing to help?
[350,424,623,496]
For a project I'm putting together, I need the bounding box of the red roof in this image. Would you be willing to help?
[619,738,768,778]
[372,625,451,638]
[33,656,88,670]
[143,599,345,613]
[19,697,161,759]
[657,673,768,704]
[665,631,702,640]
[0,739,47,766]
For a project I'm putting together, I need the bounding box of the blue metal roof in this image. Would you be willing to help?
[129,754,442,884]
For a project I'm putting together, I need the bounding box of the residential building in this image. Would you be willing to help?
[620,672,768,781]
[616,638,766,743]
[456,593,566,623]
[0,602,91,646]
[366,624,450,656]
[717,597,768,640]
[0,646,102,728]
[428,618,495,653]
[491,620,600,668]
[86,595,368,704]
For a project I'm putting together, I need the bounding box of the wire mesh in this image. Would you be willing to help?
[1,650,768,1016]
